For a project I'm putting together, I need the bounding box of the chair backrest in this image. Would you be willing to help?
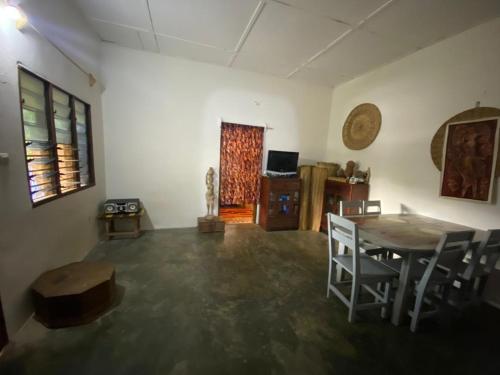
[462,229,500,279]
[418,231,475,292]
[339,200,363,217]
[327,213,361,278]
[363,200,381,215]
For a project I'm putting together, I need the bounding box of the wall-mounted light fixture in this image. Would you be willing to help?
[1,1,28,30]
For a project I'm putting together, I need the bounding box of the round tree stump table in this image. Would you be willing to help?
[32,261,116,328]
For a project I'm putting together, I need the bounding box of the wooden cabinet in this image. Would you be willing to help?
[320,180,369,232]
[259,176,301,231]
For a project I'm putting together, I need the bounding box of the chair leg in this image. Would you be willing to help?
[410,288,425,333]
[458,279,475,305]
[348,280,360,323]
[441,284,451,304]
[327,258,336,298]
[476,276,488,297]
[336,244,346,283]
[381,282,391,319]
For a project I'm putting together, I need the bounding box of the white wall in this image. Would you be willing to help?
[326,17,500,230]
[0,0,105,335]
[101,44,332,229]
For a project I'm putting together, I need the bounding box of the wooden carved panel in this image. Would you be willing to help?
[440,118,499,202]
[431,107,500,177]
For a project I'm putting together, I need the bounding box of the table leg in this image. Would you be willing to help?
[391,253,416,326]
[134,217,141,237]
[105,220,111,241]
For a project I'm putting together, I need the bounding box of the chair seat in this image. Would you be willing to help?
[380,258,450,285]
[333,254,398,280]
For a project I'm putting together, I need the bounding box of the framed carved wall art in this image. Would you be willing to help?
[440,117,499,203]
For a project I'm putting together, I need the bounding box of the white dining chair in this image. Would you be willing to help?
[339,200,363,216]
[381,230,474,332]
[363,200,382,215]
[438,229,500,306]
[339,200,388,260]
[410,231,475,332]
[326,213,398,323]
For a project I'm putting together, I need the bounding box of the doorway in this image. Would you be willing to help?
[0,295,7,352]
[219,122,264,224]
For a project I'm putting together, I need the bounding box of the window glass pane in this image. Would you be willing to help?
[20,71,58,203]
[53,88,79,193]
[19,68,94,205]
[75,100,90,187]
[52,88,72,145]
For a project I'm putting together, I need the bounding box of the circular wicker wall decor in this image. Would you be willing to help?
[430,106,500,177]
[343,103,381,150]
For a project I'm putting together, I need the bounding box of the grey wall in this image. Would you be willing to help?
[0,0,105,336]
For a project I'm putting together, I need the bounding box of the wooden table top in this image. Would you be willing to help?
[348,214,482,253]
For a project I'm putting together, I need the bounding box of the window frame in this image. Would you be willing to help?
[18,66,96,207]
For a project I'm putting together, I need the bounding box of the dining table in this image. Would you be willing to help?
[347,213,483,326]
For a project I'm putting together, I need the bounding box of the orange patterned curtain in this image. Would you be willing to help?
[220,123,264,206]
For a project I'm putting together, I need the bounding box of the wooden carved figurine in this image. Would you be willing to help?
[205,167,216,219]
[345,160,356,178]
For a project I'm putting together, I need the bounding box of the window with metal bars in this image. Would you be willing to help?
[19,67,95,206]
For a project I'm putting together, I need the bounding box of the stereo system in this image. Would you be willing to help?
[103,199,141,214]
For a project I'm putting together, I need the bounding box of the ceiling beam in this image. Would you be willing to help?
[227,0,266,67]
[286,0,398,79]
[145,0,160,52]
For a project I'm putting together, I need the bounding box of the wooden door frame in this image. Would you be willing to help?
[0,295,8,352]
[217,121,265,220]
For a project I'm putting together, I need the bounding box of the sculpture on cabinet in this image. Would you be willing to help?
[345,160,356,178]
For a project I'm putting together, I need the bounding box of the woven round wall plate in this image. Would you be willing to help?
[342,103,381,150]
[430,106,500,177]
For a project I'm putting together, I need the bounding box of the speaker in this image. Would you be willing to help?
[103,199,140,214]
[104,203,117,214]
[126,201,139,212]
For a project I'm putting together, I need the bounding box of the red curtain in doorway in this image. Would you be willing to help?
[220,123,264,206]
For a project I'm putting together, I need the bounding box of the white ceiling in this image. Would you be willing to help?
[75,0,500,87]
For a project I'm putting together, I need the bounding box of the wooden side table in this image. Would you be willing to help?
[99,209,144,240]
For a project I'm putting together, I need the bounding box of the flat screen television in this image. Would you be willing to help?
[266,150,299,175]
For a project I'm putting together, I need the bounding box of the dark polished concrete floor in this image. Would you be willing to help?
[1,224,500,374]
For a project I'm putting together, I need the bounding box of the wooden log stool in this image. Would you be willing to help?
[32,261,116,328]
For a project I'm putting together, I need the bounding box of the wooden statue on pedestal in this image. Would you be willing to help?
[198,167,225,233]
[205,167,216,219]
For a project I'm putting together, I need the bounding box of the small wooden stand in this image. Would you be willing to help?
[99,209,143,240]
[198,216,225,233]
